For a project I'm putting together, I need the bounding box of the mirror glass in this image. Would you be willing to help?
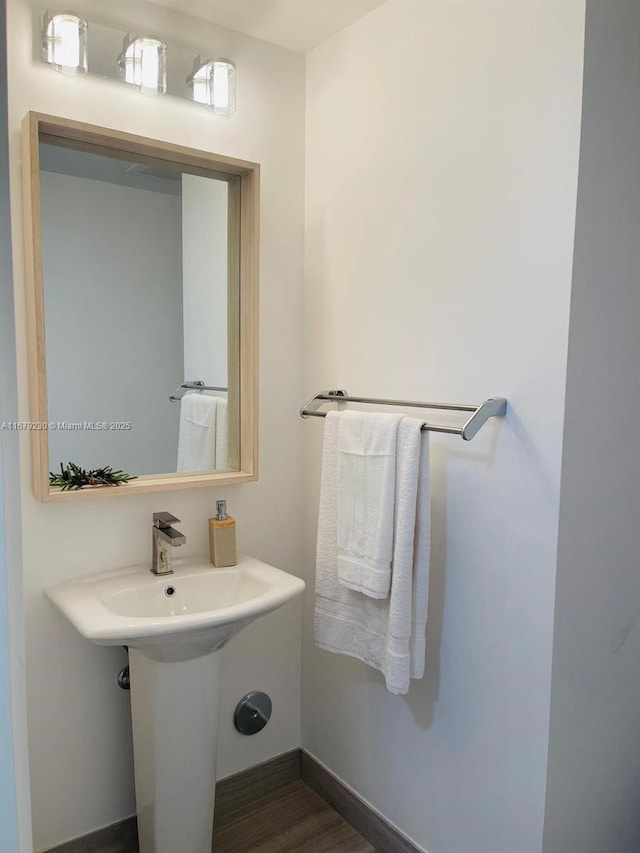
[38,138,239,479]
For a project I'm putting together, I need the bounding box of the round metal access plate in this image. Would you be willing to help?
[234,691,272,735]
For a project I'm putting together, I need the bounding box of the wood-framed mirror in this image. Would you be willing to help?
[21,112,259,502]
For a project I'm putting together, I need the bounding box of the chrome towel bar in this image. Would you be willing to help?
[169,380,228,402]
[300,390,507,441]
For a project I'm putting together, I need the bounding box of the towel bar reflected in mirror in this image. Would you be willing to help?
[170,381,229,402]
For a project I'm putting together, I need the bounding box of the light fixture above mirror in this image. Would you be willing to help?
[118,35,167,96]
[39,10,237,115]
[41,11,87,76]
[186,56,236,115]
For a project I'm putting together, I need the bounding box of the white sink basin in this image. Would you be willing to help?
[46,554,305,662]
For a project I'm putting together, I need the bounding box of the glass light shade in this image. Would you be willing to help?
[186,57,215,106]
[41,11,88,76]
[212,60,236,116]
[118,35,167,95]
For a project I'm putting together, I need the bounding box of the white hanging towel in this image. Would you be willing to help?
[177,392,217,472]
[314,412,430,695]
[336,410,401,598]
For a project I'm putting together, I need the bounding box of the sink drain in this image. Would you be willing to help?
[165,585,176,597]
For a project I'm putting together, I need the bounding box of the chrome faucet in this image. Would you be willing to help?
[152,512,186,575]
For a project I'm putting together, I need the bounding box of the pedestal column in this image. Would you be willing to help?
[129,649,221,853]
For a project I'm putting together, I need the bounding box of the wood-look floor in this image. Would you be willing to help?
[212,780,375,852]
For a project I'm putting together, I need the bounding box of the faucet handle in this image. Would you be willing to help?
[153,512,180,529]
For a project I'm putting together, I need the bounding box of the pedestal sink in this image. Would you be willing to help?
[46,555,305,853]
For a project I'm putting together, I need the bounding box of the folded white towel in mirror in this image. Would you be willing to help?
[336,411,402,598]
[177,392,217,472]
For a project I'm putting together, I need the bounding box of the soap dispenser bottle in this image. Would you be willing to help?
[209,500,237,568]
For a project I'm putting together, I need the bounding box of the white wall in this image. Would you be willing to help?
[182,174,228,387]
[0,3,31,849]
[7,0,305,849]
[41,171,183,476]
[0,516,19,853]
[303,2,585,852]
[0,508,18,853]
[543,2,640,851]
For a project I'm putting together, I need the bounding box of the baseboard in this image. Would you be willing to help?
[42,747,421,853]
[301,750,423,853]
[40,816,138,853]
